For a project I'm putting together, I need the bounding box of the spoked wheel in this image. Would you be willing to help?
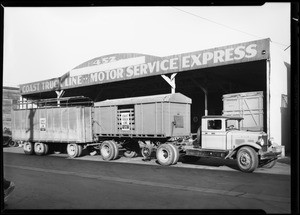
[237,146,258,173]
[100,140,119,161]
[34,142,46,156]
[141,146,153,159]
[67,143,82,158]
[24,142,34,155]
[156,143,178,166]
[124,150,137,158]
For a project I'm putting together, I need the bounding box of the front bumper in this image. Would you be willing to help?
[259,145,282,160]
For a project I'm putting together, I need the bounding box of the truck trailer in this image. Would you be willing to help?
[11,93,282,173]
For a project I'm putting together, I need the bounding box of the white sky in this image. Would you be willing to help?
[3,3,291,87]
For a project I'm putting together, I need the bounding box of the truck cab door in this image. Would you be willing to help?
[202,119,227,150]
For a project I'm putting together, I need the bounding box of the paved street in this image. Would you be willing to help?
[2,147,291,213]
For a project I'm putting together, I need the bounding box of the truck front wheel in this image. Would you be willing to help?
[237,146,258,173]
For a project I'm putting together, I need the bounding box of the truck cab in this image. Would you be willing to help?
[183,115,282,173]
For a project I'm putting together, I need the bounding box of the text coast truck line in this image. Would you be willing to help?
[11,93,282,173]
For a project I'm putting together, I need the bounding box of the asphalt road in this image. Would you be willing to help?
[2,149,291,213]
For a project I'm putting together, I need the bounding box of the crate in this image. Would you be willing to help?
[222,91,264,131]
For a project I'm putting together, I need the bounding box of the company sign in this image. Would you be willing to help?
[20,39,270,95]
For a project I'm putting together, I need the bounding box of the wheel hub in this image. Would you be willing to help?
[240,152,251,167]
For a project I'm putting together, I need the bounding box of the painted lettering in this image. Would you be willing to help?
[234,46,245,60]
[214,50,225,63]
[245,44,257,58]
[225,48,234,62]
[182,56,191,68]
[202,52,213,64]
[170,58,178,70]
[160,59,169,71]
[191,54,202,67]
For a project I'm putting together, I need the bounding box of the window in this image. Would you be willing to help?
[207,120,222,130]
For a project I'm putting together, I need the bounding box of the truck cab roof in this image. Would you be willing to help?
[202,115,244,120]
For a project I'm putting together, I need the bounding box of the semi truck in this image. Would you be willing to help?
[11,93,282,173]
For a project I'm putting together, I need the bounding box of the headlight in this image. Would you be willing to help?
[257,137,264,146]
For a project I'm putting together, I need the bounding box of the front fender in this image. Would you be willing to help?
[225,142,261,159]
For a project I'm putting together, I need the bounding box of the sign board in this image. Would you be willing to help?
[20,39,270,95]
[40,118,46,131]
[121,113,130,131]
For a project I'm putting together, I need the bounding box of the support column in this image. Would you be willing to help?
[161,73,177,94]
[55,90,65,107]
[191,79,208,116]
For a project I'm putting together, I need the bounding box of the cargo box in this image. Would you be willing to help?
[93,93,191,138]
[12,106,93,143]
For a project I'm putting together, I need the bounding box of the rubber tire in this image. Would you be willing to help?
[156,144,176,166]
[101,141,117,161]
[182,155,200,163]
[237,146,259,173]
[67,143,80,158]
[263,160,277,168]
[124,150,137,158]
[34,142,46,156]
[8,139,16,147]
[77,144,83,157]
[24,142,34,155]
[44,143,49,155]
[141,146,152,158]
[169,144,179,165]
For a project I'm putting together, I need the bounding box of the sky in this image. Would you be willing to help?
[3,3,291,87]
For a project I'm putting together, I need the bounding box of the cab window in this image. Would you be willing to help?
[207,120,222,130]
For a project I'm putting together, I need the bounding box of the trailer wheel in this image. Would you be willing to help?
[34,142,46,156]
[44,143,49,155]
[24,142,34,155]
[8,139,16,147]
[156,144,176,166]
[100,141,118,161]
[169,144,179,165]
[76,144,83,157]
[237,146,258,173]
[67,143,80,158]
[124,150,137,158]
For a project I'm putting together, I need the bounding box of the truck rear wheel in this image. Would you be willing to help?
[237,146,258,173]
[100,140,118,161]
[156,144,176,166]
[67,143,81,158]
[169,144,179,165]
[34,142,46,156]
[24,142,34,155]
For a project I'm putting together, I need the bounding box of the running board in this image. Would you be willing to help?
[185,148,229,158]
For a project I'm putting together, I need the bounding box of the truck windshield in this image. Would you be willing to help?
[226,119,240,130]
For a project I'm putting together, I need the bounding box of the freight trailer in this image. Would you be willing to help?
[11,93,282,173]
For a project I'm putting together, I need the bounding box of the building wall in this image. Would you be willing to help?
[2,86,20,134]
[269,43,290,149]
